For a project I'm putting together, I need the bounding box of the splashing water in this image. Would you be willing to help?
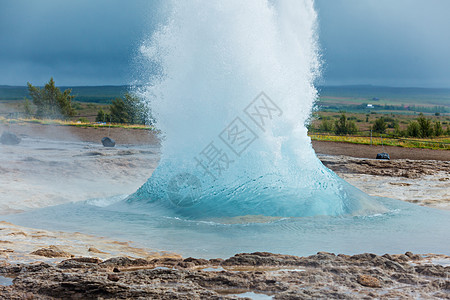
[130,0,385,219]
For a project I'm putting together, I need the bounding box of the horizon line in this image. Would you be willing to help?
[1,84,450,90]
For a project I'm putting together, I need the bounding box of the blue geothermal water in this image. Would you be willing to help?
[4,196,450,258]
[4,0,450,258]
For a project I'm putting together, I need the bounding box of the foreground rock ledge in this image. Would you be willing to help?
[0,252,448,299]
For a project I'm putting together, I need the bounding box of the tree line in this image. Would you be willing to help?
[24,78,149,125]
[315,113,450,137]
[95,93,148,125]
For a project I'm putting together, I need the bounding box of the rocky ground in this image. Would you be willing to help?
[319,154,450,210]
[0,251,449,299]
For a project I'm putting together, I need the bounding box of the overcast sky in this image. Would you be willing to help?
[1,0,449,87]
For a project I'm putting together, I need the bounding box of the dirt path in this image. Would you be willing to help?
[312,140,450,161]
[3,123,449,161]
[1,123,158,145]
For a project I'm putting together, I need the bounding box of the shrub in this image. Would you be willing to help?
[334,113,358,135]
[347,120,358,134]
[387,119,399,129]
[417,113,433,137]
[393,123,404,137]
[109,98,128,123]
[23,98,34,118]
[109,93,148,125]
[319,119,334,132]
[27,77,76,119]
[407,121,420,137]
[372,117,387,134]
[434,121,444,136]
[96,108,110,123]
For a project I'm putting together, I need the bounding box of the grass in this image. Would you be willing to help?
[309,133,450,150]
[0,117,153,130]
[310,111,450,134]
[2,116,447,150]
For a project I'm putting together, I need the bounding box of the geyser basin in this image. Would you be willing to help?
[4,0,449,259]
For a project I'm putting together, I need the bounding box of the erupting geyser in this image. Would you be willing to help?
[130,0,385,218]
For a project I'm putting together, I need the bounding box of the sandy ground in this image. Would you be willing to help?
[0,124,159,215]
[0,221,179,264]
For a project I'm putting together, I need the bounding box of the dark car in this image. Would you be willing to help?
[376,152,390,160]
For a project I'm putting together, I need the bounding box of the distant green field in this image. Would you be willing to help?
[318,85,450,106]
[1,84,449,114]
[0,85,130,103]
[317,85,450,114]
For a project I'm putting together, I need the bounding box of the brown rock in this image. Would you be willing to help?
[404,251,422,260]
[0,249,14,253]
[30,245,73,258]
[405,251,414,258]
[64,257,102,264]
[394,254,409,262]
[382,253,393,260]
[183,257,209,266]
[209,258,224,265]
[100,257,150,267]
[107,274,120,282]
[88,247,108,254]
[317,251,335,256]
[3,251,449,299]
[357,275,381,288]
[176,261,195,269]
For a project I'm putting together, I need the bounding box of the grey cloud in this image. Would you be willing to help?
[1,0,449,87]
[0,0,160,85]
[315,0,450,87]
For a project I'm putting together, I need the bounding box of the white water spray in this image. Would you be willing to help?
[132,0,385,218]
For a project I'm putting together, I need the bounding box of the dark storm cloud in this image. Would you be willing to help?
[0,0,160,86]
[1,0,449,87]
[315,0,450,87]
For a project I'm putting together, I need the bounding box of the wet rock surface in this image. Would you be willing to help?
[318,154,450,210]
[101,137,116,147]
[0,131,21,145]
[0,252,448,299]
[30,246,74,258]
[319,155,450,179]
